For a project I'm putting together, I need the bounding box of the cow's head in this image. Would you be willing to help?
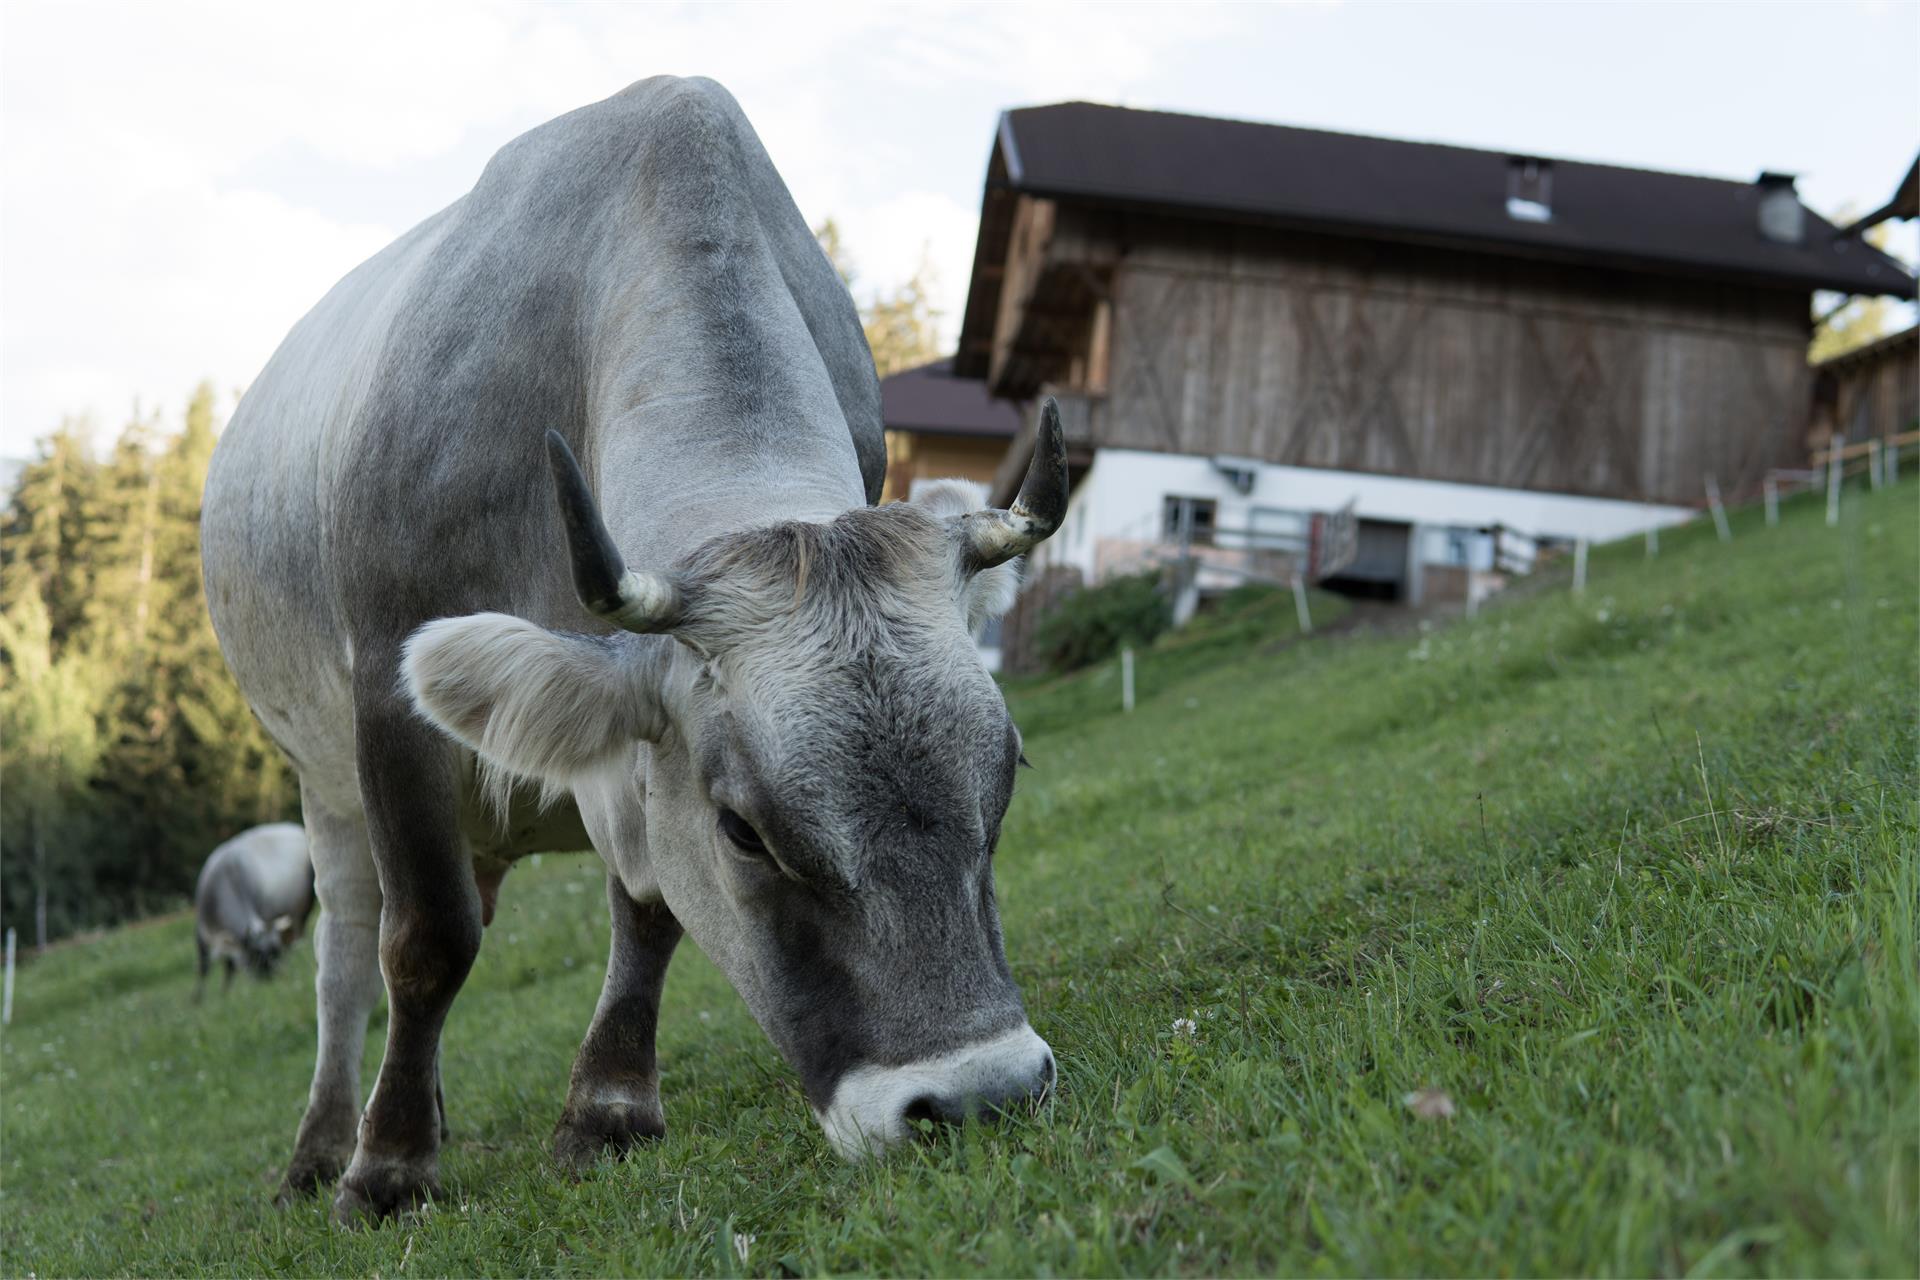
[403,402,1070,1158]
[241,917,291,975]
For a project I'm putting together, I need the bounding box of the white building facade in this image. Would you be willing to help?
[1027,447,1696,606]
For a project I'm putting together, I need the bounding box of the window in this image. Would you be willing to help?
[1425,526,1494,571]
[1162,495,1218,546]
[1506,157,1553,223]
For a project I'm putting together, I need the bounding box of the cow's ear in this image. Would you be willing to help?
[911,479,1023,628]
[403,614,668,797]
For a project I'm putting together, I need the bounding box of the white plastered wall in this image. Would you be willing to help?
[1028,448,1695,585]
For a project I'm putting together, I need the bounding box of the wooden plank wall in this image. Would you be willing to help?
[987,196,1059,391]
[1084,213,1813,505]
[1814,328,1919,447]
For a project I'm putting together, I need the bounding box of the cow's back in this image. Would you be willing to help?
[229,823,314,916]
[195,823,313,940]
[204,77,881,816]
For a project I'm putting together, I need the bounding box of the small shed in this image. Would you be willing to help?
[1812,325,1919,448]
[878,357,1023,504]
[1814,152,1918,453]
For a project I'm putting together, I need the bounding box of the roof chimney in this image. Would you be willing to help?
[1755,172,1804,245]
[1506,157,1553,223]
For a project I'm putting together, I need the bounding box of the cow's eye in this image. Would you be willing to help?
[717,808,769,856]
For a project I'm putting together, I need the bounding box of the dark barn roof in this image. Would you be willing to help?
[958,104,1915,371]
[880,357,1023,438]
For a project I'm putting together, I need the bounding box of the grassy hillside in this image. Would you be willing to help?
[4,481,1914,1277]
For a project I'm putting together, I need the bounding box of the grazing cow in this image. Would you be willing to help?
[201,76,1065,1221]
[193,822,315,997]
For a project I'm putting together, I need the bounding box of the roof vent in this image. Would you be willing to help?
[1506,157,1553,223]
[1756,172,1805,245]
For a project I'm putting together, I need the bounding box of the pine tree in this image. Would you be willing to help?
[812,220,944,379]
[863,252,944,379]
[65,412,168,911]
[0,420,102,650]
[79,411,164,658]
[0,581,108,947]
[1811,222,1904,362]
[1,389,300,939]
[146,383,295,878]
[78,389,295,913]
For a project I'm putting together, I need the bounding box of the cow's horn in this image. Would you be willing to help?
[958,397,1069,571]
[544,429,683,632]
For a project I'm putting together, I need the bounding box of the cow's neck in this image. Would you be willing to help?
[589,386,868,571]
[581,198,875,567]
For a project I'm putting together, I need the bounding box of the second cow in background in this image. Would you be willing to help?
[194,822,315,998]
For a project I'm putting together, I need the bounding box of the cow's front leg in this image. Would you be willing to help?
[553,876,682,1173]
[333,706,481,1224]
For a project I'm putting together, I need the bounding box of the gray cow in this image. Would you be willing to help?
[193,822,315,997]
[201,76,1066,1221]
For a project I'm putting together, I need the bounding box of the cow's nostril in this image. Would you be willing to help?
[903,1095,940,1126]
[1025,1055,1057,1107]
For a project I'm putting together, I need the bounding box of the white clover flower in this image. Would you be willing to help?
[734,1233,756,1265]
[1172,1018,1198,1037]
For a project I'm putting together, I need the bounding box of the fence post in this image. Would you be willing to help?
[1706,475,1731,543]
[1292,573,1313,634]
[1887,434,1900,484]
[3,927,14,1026]
[1572,539,1588,594]
[1827,435,1845,527]
[1868,440,1883,490]
[1764,475,1778,526]
[1120,646,1135,714]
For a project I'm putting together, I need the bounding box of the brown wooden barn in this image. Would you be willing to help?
[955,103,1916,606]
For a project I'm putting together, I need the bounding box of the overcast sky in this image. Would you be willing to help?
[3,0,1915,459]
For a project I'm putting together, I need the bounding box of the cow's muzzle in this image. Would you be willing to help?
[813,1024,1055,1159]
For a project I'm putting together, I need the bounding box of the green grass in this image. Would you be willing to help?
[4,480,1915,1277]
[1001,580,1349,738]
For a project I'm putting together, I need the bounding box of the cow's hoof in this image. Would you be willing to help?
[331,1160,441,1225]
[275,1154,345,1205]
[552,1099,665,1175]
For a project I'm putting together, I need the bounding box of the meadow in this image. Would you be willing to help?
[3,478,1914,1277]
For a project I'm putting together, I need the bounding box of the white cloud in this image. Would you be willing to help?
[0,0,1250,452]
[3,0,1912,457]
[2,0,523,451]
[835,190,981,350]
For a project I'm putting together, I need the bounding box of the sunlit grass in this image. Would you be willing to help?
[3,479,1914,1276]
